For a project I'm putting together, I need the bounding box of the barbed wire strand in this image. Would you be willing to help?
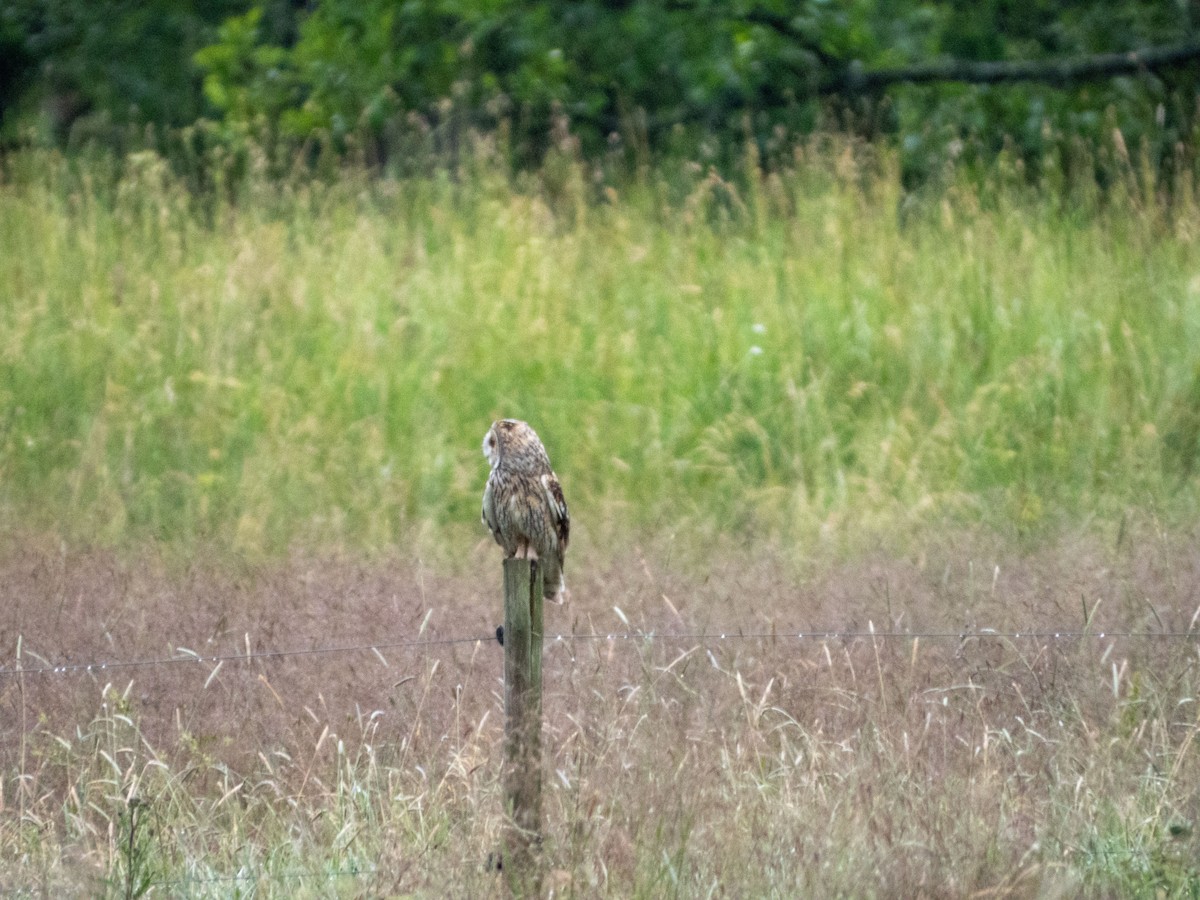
[1,627,1195,679]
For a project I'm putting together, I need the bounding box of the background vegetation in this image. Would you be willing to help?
[3,1,1199,181]
[2,138,1199,558]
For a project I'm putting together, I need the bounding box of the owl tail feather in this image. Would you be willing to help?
[538,557,566,605]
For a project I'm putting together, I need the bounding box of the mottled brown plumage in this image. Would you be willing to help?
[482,419,569,602]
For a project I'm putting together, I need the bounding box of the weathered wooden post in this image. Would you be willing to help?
[502,557,544,896]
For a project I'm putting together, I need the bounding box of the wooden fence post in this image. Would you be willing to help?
[502,558,544,896]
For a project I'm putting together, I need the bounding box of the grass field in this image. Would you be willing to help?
[3,528,1200,896]
[1,139,1199,555]
[2,139,1200,895]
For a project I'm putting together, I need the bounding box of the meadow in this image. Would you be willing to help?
[2,136,1200,895]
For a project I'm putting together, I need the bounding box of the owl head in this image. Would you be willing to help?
[483,419,550,472]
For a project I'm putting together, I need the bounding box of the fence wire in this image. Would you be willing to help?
[2,626,1196,678]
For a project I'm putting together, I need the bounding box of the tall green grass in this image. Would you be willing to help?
[1,140,1198,555]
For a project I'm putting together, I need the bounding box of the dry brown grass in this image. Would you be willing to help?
[2,521,1200,896]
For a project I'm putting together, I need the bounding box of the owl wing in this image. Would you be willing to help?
[481,475,503,546]
[540,471,570,554]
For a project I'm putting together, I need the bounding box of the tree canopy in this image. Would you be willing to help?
[2,1,1198,179]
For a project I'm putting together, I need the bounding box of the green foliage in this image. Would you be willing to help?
[186,1,833,160]
[183,0,1200,175]
[194,8,292,126]
[0,142,1198,555]
[0,0,247,145]
[2,1,1197,178]
[894,1,1200,184]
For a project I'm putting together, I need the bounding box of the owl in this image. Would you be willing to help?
[482,419,570,603]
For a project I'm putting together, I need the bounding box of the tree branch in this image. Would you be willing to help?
[734,8,840,70]
[665,1,839,69]
[569,35,1200,140]
[821,39,1200,94]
